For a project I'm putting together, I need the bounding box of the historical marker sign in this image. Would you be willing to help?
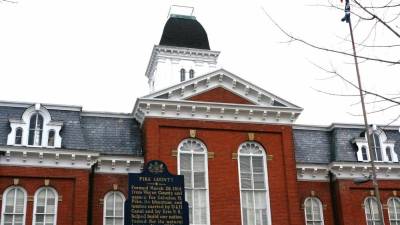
[125,160,189,225]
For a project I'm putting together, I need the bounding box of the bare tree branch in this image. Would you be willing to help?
[309,61,400,105]
[260,7,400,65]
[353,0,400,38]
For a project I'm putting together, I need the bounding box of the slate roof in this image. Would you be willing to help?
[0,105,142,156]
[81,116,142,155]
[293,125,400,164]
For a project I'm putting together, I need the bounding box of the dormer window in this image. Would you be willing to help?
[28,113,44,146]
[15,128,23,145]
[353,128,398,163]
[7,104,63,148]
[180,68,186,82]
[48,130,55,147]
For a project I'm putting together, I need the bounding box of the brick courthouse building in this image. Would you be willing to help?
[1,12,400,225]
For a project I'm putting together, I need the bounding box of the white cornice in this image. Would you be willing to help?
[135,69,303,125]
[145,45,220,78]
[134,98,302,125]
[297,162,400,181]
[294,123,400,131]
[81,111,134,119]
[0,146,143,174]
[0,100,82,111]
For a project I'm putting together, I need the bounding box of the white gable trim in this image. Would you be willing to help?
[133,98,302,125]
[143,68,301,109]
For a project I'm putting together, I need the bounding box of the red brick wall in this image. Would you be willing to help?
[187,87,254,105]
[142,117,303,225]
[297,181,335,225]
[91,173,128,225]
[334,179,400,225]
[0,166,89,225]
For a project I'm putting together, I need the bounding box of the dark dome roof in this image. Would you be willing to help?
[159,15,210,50]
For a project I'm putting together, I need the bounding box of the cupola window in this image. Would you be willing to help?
[180,68,186,82]
[189,69,195,79]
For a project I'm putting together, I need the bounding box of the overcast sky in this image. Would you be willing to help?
[0,0,399,126]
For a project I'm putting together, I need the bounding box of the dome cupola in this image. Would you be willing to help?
[159,14,210,50]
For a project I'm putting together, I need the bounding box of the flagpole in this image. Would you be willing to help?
[343,1,385,224]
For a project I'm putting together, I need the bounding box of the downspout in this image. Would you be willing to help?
[329,171,340,225]
[87,161,98,225]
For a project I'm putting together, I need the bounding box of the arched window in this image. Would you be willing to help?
[28,113,43,146]
[238,142,270,225]
[33,187,58,225]
[364,197,382,225]
[104,191,125,225]
[388,197,400,225]
[304,197,324,225]
[180,69,186,82]
[15,128,23,145]
[1,186,27,225]
[189,69,195,79]
[372,133,383,161]
[178,139,209,225]
[48,130,55,147]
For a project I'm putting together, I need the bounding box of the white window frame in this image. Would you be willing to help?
[238,141,271,225]
[364,197,382,225]
[103,191,125,225]
[0,186,27,225]
[32,187,58,225]
[353,129,398,163]
[388,197,400,225]
[177,138,210,225]
[7,104,63,148]
[304,197,324,225]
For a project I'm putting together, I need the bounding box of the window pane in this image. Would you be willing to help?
[182,171,192,188]
[180,154,191,170]
[240,156,251,173]
[193,154,205,172]
[194,172,206,188]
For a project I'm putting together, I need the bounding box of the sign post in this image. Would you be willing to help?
[125,160,189,225]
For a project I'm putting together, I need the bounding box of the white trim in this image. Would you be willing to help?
[177,138,210,225]
[304,197,325,225]
[143,68,301,109]
[32,187,58,225]
[103,191,125,225]
[294,123,400,131]
[145,45,220,79]
[237,141,272,225]
[297,162,400,181]
[0,100,81,111]
[0,186,28,225]
[0,147,143,173]
[81,111,133,119]
[133,98,301,125]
